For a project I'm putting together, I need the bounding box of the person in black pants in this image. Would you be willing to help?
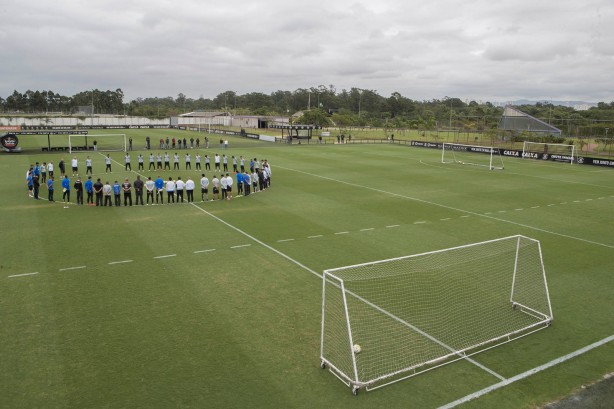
[133,176,144,205]
[74,177,84,205]
[122,178,132,206]
[94,178,104,206]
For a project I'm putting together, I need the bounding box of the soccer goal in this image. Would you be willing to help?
[68,133,126,153]
[522,141,575,164]
[441,143,504,170]
[320,235,553,394]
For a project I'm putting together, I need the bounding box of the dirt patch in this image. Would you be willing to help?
[542,373,614,409]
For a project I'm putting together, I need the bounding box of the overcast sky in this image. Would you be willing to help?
[2,0,613,103]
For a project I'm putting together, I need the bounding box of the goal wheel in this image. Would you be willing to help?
[352,386,359,396]
[320,361,326,370]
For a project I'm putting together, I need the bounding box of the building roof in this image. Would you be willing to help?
[498,106,561,134]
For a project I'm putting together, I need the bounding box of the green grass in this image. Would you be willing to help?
[1,130,613,408]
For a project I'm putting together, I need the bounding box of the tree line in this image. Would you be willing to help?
[2,87,614,136]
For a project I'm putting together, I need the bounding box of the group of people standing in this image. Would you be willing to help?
[26,154,273,206]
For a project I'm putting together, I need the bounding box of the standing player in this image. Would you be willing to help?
[73,177,84,205]
[185,177,195,202]
[175,177,185,203]
[220,174,228,200]
[124,153,131,171]
[185,153,191,170]
[94,178,104,206]
[195,153,201,170]
[225,173,233,200]
[211,175,220,200]
[47,161,54,178]
[85,156,93,175]
[145,176,155,205]
[62,175,71,203]
[41,162,47,183]
[137,153,144,170]
[85,176,94,205]
[155,175,165,204]
[214,153,221,171]
[156,153,163,170]
[71,156,78,176]
[105,154,112,173]
[173,152,180,170]
[133,175,144,205]
[47,176,55,202]
[122,178,132,206]
[149,153,156,170]
[200,173,209,201]
[113,180,121,206]
[166,177,175,203]
[205,155,211,170]
[222,154,228,172]
[103,181,113,206]
[59,158,66,177]
[164,152,170,170]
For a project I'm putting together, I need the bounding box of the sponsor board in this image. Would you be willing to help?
[410,141,614,168]
[0,125,21,131]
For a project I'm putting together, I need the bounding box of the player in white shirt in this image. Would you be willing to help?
[214,154,221,170]
[220,174,228,200]
[175,177,185,203]
[137,154,144,170]
[149,153,155,170]
[164,153,170,170]
[185,153,191,170]
[165,177,175,203]
[185,177,195,202]
[200,174,209,201]
[124,154,131,171]
[211,175,220,200]
[145,176,155,204]
[225,173,233,200]
[85,156,93,175]
[173,153,180,170]
[71,157,78,176]
[195,154,201,170]
[105,155,112,172]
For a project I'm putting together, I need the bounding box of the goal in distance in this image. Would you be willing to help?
[522,141,575,164]
[441,142,504,170]
[320,235,553,394]
[68,133,126,153]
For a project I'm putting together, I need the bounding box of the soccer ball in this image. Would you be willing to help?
[353,344,362,354]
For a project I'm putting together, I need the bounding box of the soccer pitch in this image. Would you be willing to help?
[1,130,613,408]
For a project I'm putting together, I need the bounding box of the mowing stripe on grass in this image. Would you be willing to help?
[108,259,133,265]
[153,254,176,259]
[8,272,39,278]
[278,165,614,249]
[439,334,614,409]
[59,266,86,271]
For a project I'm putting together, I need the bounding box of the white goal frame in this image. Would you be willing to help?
[522,141,575,164]
[320,235,553,394]
[441,142,504,170]
[68,133,126,153]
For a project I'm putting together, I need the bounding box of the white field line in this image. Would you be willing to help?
[276,165,614,249]
[230,244,251,249]
[189,203,504,382]
[59,266,86,271]
[277,238,295,242]
[439,334,614,409]
[414,221,427,224]
[193,249,216,253]
[108,259,133,265]
[360,228,375,231]
[153,254,176,259]
[8,272,39,278]
[308,235,323,238]
[334,231,349,235]
[386,224,400,228]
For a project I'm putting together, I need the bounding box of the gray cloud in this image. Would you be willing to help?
[1,0,613,102]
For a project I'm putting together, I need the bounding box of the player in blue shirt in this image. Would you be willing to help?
[61,175,71,203]
[155,175,165,204]
[236,171,243,196]
[47,176,54,202]
[113,181,121,206]
[85,176,94,205]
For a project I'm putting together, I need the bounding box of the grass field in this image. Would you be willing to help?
[1,129,613,408]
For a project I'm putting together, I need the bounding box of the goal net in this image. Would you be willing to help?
[320,235,553,394]
[68,134,126,153]
[441,143,504,170]
[522,141,575,164]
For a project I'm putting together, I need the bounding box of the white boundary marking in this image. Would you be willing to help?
[386,224,400,228]
[360,228,375,231]
[308,235,323,239]
[108,259,133,265]
[193,249,216,253]
[439,334,614,409]
[8,272,39,278]
[153,254,176,259]
[334,231,349,235]
[59,266,86,271]
[278,238,295,242]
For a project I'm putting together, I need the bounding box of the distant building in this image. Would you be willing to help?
[498,106,562,137]
[573,104,591,111]
[172,111,288,129]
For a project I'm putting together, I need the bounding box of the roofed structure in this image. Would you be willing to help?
[498,106,561,136]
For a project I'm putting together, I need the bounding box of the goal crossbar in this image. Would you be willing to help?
[320,235,553,393]
[522,141,575,164]
[68,133,126,153]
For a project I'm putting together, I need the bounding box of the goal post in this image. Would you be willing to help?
[68,133,126,153]
[441,143,504,170]
[522,141,575,164]
[320,235,553,394]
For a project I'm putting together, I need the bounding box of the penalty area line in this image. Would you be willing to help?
[439,334,614,409]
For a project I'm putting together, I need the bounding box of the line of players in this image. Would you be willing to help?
[27,158,272,205]
[115,152,253,173]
